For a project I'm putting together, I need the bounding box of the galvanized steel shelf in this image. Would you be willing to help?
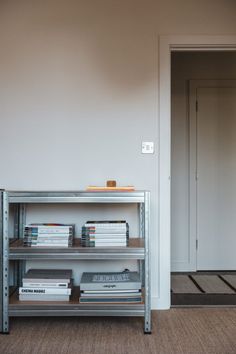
[9,239,145,260]
[0,190,151,334]
[9,286,145,317]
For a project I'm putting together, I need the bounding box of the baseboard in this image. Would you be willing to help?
[151,296,170,310]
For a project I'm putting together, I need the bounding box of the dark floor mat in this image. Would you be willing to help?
[171,272,236,306]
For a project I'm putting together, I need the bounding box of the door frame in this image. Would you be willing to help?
[158,36,236,309]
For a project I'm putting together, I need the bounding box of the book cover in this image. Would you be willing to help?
[80,272,141,291]
[23,269,72,283]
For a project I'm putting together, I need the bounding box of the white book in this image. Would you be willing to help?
[83,289,140,294]
[35,234,71,237]
[85,224,127,229]
[19,287,71,295]
[93,239,126,242]
[35,239,69,243]
[22,282,69,288]
[85,234,127,238]
[25,225,74,234]
[94,244,127,247]
[19,294,70,301]
[31,244,69,247]
[82,228,127,235]
[80,291,141,297]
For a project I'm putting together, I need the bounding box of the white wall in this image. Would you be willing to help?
[171,52,236,271]
[0,0,236,309]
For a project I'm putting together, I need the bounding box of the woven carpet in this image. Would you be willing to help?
[1,309,236,354]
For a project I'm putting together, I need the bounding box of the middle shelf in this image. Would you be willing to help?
[9,238,145,260]
[9,286,145,317]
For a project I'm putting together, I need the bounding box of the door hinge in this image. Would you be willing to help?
[196,100,198,112]
[196,239,198,250]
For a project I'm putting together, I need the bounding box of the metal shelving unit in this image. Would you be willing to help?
[0,190,151,334]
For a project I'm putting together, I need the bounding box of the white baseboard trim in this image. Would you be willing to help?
[151,296,170,310]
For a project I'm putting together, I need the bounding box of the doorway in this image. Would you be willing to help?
[158,36,236,309]
[170,51,236,305]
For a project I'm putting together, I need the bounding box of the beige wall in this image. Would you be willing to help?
[0,0,236,308]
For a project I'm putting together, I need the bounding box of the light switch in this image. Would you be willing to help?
[142,142,154,154]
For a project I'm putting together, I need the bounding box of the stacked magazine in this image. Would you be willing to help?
[19,269,73,301]
[79,271,142,303]
[81,220,129,247]
[23,223,75,247]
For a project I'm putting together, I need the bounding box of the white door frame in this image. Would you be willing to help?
[158,35,236,309]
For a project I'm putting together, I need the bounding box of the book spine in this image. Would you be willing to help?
[79,297,141,303]
[80,282,141,291]
[19,287,71,295]
[25,229,73,234]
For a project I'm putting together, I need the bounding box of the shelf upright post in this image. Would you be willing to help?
[144,191,151,334]
[18,204,26,286]
[13,205,20,287]
[138,202,145,286]
[0,191,9,333]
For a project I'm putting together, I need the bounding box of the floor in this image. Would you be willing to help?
[1,309,236,354]
[171,272,236,306]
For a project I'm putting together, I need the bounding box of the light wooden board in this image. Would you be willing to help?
[221,275,236,290]
[192,275,234,294]
[171,275,201,293]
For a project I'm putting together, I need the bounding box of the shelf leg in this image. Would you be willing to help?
[18,204,26,286]
[144,191,151,334]
[0,191,9,334]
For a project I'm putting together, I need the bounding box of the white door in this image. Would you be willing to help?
[190,80,236,270]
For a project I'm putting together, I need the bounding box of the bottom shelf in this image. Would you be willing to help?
[9,287,145,317]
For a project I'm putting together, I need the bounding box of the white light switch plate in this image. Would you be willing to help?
[142,141,154,154]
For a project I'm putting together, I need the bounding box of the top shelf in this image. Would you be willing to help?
[6,191,148,204]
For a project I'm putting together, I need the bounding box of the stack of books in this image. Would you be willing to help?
[23,223,75,247]
[19,269,73,301]
[81,220,129,247]
[79,271,142,303]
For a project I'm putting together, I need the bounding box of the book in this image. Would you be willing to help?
[19,287,71,295]
[85,221,127,227]
[25,224,75,233]
[23,269,72,283]
[24,224,75,247]
[80,272,141,291]
[20,268,73,302]
[22,282,70,288]
[19,294,70,301]
[81,220,129,248]
[82,289,140,294]
[82,234,127,238]
[79,297,142,303]
[80,291,141,297]
[31,243,71,247]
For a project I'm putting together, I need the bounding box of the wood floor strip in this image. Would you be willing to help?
[191,275,234,294]
[171,275,201,293]
[221,275,236,292]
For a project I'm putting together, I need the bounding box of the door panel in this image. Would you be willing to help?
[197,85,236,269]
